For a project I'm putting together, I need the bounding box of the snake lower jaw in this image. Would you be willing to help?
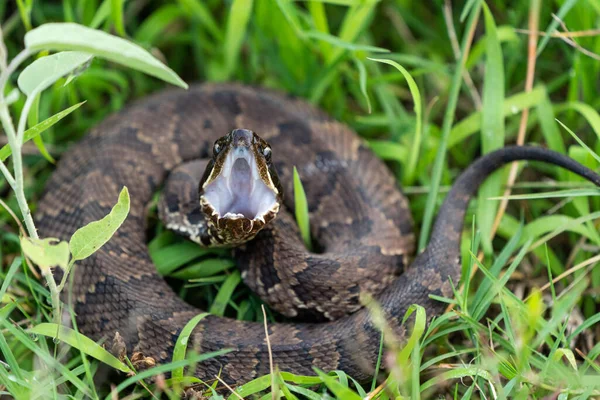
[200,197,280,245]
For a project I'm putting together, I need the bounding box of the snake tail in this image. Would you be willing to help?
[413,145,600,303]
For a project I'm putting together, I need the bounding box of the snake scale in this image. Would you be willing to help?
[36,83,600,386]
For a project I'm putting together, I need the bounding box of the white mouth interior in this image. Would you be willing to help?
[202,148,277,220]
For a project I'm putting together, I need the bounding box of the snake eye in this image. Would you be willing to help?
[213,142,222,156]
[263,146,272,161]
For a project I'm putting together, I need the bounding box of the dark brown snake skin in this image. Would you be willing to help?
[36,84,600,385]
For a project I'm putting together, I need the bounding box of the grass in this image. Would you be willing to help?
[1,0,600,398]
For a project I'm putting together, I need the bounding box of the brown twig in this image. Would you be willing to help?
[515,28,600,38]
[443,0,541,316]
[551,14,600,61]
[534,253,600,296]
[262,304,277,400]
[489,0,541,240]
[215,375,244,400]
[365,381,386,400]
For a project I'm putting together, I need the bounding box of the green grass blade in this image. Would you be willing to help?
[109,0,126,36]
[0,101,85,162]
[151,241,214,276]
[314,369,362,400]
[556,119,600,164]
[448,86,545,148]
[368,58,422,186]
[478,3,505,253]
[28,323,131,373]
[536,0,578,56]
[353,57,372,113]
[177,0,223,41]
[559,102,600,141]
[293,166,312,250]
[399,304,426,363]
[172,312,209,379]
[419,3,481,251]
[222,0,254,79]
[209,271,242,316]
[106,349,232,400]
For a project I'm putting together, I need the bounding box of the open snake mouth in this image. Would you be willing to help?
[201,142,278,221]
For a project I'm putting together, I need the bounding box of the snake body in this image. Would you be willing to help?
[36,84,600,385]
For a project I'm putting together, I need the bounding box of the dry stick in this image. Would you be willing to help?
[443,1,541,316]
[366,382,385,400]
[443,0,482,110]
[515,28,600,38]
[535,253,600,296]
[215,376,244,400]
[489,0,541,241]
[551,14,600,62]
[262,304,276,400]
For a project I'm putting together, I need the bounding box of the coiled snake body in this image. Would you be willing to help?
[37,84,600,385]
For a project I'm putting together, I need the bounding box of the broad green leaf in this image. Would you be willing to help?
[0,101,85,162]
[17,51,92,96]
[293,167,312,250]
[24,23,187,89]
[172,312,209,379]
[69,186,130,262]
[20,237,69,272]
[478,4,505,253]
[28,323,132,373]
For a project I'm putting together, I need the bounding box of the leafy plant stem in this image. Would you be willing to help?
[0,47,64,324]
[0,48,35,237]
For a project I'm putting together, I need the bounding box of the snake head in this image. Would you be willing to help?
[198,129,283,245]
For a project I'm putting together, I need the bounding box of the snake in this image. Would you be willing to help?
[36,83,600,386]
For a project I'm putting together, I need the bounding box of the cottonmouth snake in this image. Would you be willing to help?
[36,83,600,385]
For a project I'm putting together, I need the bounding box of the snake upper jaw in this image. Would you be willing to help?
[198,129,282,245]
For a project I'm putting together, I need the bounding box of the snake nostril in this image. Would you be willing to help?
[231,128,253,147]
